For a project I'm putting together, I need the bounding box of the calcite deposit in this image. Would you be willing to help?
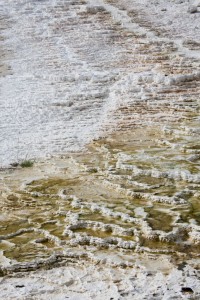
[0,123,200,298]
[1,0,200,166]
[0,0,200,299]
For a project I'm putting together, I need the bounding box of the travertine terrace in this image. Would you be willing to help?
[1,0,200,166]
[0,0,200,299]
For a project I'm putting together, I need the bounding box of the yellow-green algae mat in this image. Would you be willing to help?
[0,121,200,275]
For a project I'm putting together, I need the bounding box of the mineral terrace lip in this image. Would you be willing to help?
[0,123,200,298]
[0,0,200,298]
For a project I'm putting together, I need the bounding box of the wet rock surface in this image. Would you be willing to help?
[0,121,200,298]
[0,0,200,298]
[0,0,200,166]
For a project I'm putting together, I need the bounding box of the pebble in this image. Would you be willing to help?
[188,6,198,13]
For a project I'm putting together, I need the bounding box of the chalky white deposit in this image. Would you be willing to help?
[0,0,200,166]
[0,0,200,299]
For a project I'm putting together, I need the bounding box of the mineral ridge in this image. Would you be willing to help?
[0,0,200,299]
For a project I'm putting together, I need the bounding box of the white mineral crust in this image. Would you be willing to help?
[0,0,200,298]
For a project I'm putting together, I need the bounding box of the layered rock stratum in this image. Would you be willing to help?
[0,0,200,299]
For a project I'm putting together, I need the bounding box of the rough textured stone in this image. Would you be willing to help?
[188,6,198,13]
[0,0,200,298]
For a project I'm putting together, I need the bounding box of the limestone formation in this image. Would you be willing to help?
[0,0,199,298]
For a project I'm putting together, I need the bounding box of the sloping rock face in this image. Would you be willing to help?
[0,0,200,299]
[0,0,199,166]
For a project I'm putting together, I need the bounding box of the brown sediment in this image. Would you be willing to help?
[0,115,199,273]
